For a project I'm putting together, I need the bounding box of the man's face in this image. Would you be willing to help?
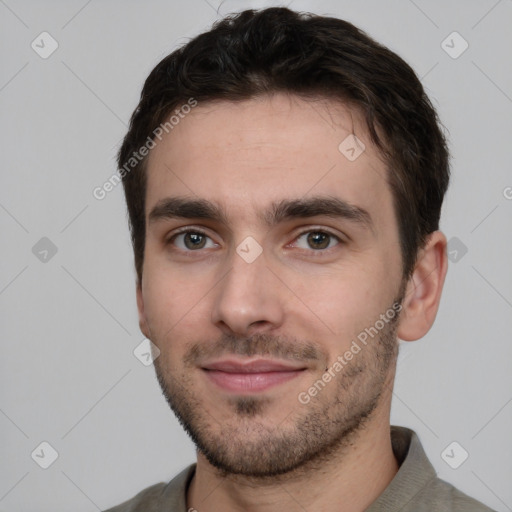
[138,94,406,477]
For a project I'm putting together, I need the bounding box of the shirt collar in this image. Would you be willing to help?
[366,426,437,511]
[162,426,433,511]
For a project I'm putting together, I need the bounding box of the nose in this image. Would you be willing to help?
[210,245,285,337]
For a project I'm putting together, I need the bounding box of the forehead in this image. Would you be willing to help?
[144,93,393,230]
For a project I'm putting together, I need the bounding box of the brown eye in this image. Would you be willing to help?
[306,232,331,250]
[292,230,340,251]
[169,230,216,251]
[183,232,207,249]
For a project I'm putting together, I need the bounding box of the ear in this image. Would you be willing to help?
[397,231,448,342]
[136,281,151,339]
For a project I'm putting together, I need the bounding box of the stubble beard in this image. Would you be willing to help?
[154,299,401,480]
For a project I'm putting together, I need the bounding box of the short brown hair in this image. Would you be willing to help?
[119,7,450,284]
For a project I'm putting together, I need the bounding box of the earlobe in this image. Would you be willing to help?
[136,282,151,339]
[397,231,448,342]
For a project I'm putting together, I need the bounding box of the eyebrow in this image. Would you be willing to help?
[148,195,374,232]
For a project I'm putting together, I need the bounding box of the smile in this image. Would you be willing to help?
[201,358,307,393]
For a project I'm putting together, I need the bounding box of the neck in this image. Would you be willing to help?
[187,407,398,512]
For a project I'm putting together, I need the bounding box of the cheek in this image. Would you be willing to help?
[141,261,180,333]
[141,257,213,339]
[289,258,397,340]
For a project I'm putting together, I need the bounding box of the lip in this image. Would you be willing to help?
[201,358,307,393]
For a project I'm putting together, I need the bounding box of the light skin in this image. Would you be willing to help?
[136,93,448,512]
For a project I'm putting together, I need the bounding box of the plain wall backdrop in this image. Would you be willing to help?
[1,0,511,510]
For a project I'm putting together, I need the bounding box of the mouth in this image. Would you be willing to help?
[201,358,308,393]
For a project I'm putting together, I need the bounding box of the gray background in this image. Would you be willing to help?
[1,0,511,510]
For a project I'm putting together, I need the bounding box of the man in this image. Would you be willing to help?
[105,7,494,512]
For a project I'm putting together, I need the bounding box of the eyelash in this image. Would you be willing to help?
[166,227,344,256]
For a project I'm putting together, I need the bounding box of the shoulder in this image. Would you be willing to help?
[369,427,496,512]
[102,482,168,512]
[102,464,196,512]
[413,476,496,512]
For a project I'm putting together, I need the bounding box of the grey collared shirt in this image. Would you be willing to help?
[103,426,495,511]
